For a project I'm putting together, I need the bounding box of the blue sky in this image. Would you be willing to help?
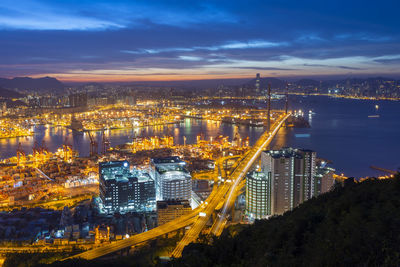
[0,0,399,81]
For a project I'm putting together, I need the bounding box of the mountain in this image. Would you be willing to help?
[296,78,320,87]
[0,86,23,98]
[0,76,64,93]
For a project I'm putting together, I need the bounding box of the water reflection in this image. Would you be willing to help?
[0,119,265,159]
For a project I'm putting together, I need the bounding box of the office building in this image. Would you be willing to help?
[99,161,155,214]
[157,200,191,226]
[246,171,272,219]
[150,157,192,201]
[261,147,316,215]
[298,149,317,201]
[132,169,156,211]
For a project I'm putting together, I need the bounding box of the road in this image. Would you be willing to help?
[67,113,290,260]
[171,113,290,257]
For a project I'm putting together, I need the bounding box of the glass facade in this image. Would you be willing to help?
[99,161,155,214]
[150,157,192,201]
[246,171,272,219]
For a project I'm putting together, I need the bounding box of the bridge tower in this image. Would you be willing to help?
[285,82,289,114]
[267,83,271,131]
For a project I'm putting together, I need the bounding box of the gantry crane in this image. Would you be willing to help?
[88,132,98,157]
[16,142,26,167]
[101,129,111,155]
[62,136,73,162]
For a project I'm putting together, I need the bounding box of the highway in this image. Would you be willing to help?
[66,211,199,260]
[67,113,290,261]
[211,113,290,236]
[171,113,290,257]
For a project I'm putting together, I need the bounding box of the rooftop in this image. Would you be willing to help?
[247,171,269,181]
[151,156,183,165]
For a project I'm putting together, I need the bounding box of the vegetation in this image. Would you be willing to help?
[0,86,23,98]
[4,251,79,267]
[14,234,184,267]
[174,176,400,266]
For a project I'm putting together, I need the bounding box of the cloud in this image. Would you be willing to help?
[334,33,392,42]
[121,40,287,56]
[230,66,298,71]
[373,54,400,64]
[303,64,365,70]
[0,1,124,30]
[178,56,203,61]
[0,0,400,79]
[0,0,237,31]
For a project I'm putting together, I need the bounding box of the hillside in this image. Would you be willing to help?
[0,86,23,98]
[175,176,400,266]
[0,77,64,93]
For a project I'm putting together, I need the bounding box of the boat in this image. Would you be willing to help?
[368,115,380,118]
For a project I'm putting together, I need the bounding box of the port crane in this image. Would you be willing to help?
[88,132,98,157]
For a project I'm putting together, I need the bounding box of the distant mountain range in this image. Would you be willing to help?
[0,76,65,94]
[245,76,399,90]
[0,76,398,95]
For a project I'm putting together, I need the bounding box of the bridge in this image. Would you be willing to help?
[66,112,291,261]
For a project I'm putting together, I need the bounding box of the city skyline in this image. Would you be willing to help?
[1,0,400,82]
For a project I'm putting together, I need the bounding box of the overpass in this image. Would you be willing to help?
[66,112,290,261]
[171,112,290,257]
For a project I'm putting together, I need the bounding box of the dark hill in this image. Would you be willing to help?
[175,176,400,266]
[296,78,320,87]
[0,76,64,93]
[0,86,23,98]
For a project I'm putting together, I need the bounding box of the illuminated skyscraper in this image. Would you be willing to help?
[255,73,261,94]
[298,149,317,201]
[150,157,192,201]
[99,161,155,214]
[314,164,336,195]
[246,171,272,219]
[261,148,316,215]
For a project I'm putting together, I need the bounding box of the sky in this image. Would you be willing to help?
[0,0,399,82]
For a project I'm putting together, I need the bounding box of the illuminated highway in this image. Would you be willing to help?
[171,113,290,257]
[212,113,290,236]
[66,210,199,260]
[67,113,290,260]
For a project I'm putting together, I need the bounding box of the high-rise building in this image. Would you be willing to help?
[150,157,192,201]
[298,149,317,201]
[314,165,336,195]
[261,148,316,215]
[255,73,261,94]
[246,171,272,219]
[99,161,155,214]
[68,93,87,108]
[132,169,157,211]
[156,199,191,226]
